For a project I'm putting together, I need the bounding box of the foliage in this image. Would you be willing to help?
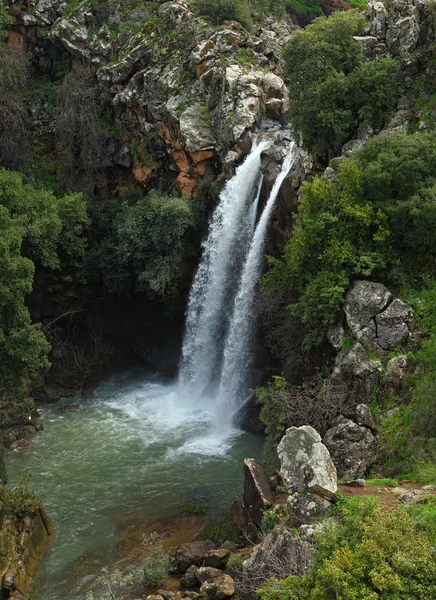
[89,189,194,300]
[181,503,207,515]
[195,0,254,31]
[203,515,237,544]
[283,11,403,159]
[0,471,43,516]
[365,478,398,487]
[227,554,244,571]
[263,132,436,348]
[407,495,436,546]
[258,496,436,600]
[0,168,88,396]
[412,461,436,485]
[86,535,173,599]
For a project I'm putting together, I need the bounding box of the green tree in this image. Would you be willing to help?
[263,131,436,348]
[0,168,88,397]
[89,190,194,300]
[283,11,402,160]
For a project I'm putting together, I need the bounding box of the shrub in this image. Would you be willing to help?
[407,495,436,546]
[203,516,237,544]
[195,0,254,31]
[283,11,403,159]
[413,461,436,485]
[263,132,436,348]
[258,497,436,600]
[0,471,43,516]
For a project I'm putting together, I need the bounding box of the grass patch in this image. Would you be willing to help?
[181,503,207,515]
[407,494,436,545]
[365,478,399,487]
[203,515,237,544]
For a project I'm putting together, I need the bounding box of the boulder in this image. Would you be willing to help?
[181,565,198,588]
[174,540,216,573]
[375,298,416,351]
[196,567,223,584]
[243,458,274,527]
[323,416,377,479]
[200,575,235,600]
[287,492,334,527]
[204,548,230,570]
[343,280,392,340]
[277,426,338,500]
[331,342,382,405]
[383,354,409,396]
[355,404,379,434]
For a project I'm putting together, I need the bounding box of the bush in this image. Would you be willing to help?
[283,11,403,159]
[0,168,88,396]
[263,132,436,348]
[195,0,254,31]
[0,471,43,516]
[203,516,237,544]
[258,497,436,600]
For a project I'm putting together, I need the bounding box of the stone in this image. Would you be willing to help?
[181,565,198,588]
[287,492,334,527]
[243,458,274,527]
[174,540,216,573]
[331,342,382,405]
[200,575,235,600]
[375,298,416,351]
[277,426,338,501]
[355,404,379,434]
[344,280,392,339]
[147,596,165,600]
[342,479,366,487]
[204,548,230,570]
[299,518,337,542]
[233,396,264,435]
[196,567,222,584]
[179,104,216,152]
[323,417,377,479]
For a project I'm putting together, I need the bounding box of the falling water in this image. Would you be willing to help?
[218,143,298,416]
[179,141,269,396]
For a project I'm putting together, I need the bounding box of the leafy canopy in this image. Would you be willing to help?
[0,168,87,397]
[263,132,436,348]
[283,11,403,159]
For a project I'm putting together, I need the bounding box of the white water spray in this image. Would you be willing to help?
[217,143,298,416]
[179,141,269,396]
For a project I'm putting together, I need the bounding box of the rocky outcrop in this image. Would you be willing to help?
[323,416,378,479]
[0,505,54,599]
[200,574,235,600]
[277,426,338,501]
[9,0,293,198]
[204,548,231,570]
[0,397,43,448]
[287,492,335,527]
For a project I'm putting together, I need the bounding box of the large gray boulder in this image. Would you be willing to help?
[174,540,216,573]
[375,298,416,350]
[277,426,338,500]
[344,280,392,341]
[323,417,378,479]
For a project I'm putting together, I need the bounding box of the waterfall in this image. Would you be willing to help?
[179,141,270,396]
[217,143,298,416]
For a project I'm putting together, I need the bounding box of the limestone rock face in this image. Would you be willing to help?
[344,280,392,340]
[174,540,216,573]
[375,298,416,350]
[323,416,378,479]
[243,458,274,527]
[277,426,338,500]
